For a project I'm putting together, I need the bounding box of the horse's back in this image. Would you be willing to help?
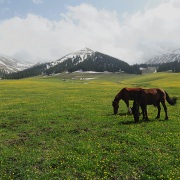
[144,88,165,98]
[125,87,142,92]
[119,87,142,100]
[143,88,165,94]
[140,88,166,105]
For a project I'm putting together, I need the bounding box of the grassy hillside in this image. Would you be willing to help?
[0,72,179,179]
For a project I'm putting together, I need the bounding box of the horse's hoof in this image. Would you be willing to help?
[165,117,168,120]
[155,116,160,119]
[145,118,149,121]
[134,119,139,123]
[143,117,149,121]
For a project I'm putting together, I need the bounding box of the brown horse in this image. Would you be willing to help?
[112,87,142,114]
[135,88,177,120]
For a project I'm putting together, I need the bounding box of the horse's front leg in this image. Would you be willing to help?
[155,103,161,119]
[124,100,131,114]
[141,105,147,121]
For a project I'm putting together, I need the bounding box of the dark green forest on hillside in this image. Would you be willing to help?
[157,60,180,72]
[2,54,180,80]
[3,52,142,79]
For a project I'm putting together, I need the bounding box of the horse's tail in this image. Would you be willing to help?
[165,91,177,105]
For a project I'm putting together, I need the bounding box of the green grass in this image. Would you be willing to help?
[0,72,179,179]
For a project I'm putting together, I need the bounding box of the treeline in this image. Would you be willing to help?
[3,52,142,79]
[157,60,180,72]
[0,69,6,78]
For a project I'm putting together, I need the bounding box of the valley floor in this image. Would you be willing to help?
[0,72,179,179]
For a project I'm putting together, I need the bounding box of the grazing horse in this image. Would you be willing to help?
[112,87,142,114]
[135,88,177,120]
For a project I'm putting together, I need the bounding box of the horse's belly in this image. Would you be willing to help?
[146,100,158,105]
[142,97,157,105]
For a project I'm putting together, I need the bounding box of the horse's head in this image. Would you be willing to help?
[131,100,140,123]
[112,100,119,114]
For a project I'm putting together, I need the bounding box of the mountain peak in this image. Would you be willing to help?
[79,47,94,52]
[71,47,94,55]
[55,47,95,64]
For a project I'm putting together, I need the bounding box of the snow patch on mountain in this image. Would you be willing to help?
[48,47,95,68]
[146,49,180,64]
[0,55,33,73]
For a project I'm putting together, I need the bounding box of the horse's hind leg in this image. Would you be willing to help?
[144,106,149,121]
[155,103,161,119]
[141,105,148,121]
[162,102,168,120]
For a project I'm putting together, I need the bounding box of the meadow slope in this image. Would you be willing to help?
[0,72,179,179]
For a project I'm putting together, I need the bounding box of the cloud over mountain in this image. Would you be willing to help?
[0,0,180,64]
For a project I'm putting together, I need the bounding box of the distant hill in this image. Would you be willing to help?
[4,48,141,79]
[144,49,180,72]
[0,55,33,74]
[146,49,180,65]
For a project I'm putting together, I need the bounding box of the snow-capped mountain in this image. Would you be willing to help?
[48,47,94,67]
[146,49,180,64]
[4,48,142,79]
[44,47,132,74]
[0,55,33,73]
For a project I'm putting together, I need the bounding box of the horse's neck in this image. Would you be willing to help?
[115,94,121,102]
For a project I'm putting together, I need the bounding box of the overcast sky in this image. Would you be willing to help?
[1,0,180,64]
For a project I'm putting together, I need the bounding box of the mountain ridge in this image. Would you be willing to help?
[3,48,141,79]
[0,55,33,73]
[146,49,180,64]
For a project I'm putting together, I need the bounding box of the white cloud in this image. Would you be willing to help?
[0,0,180,64]
[130,0,180,60]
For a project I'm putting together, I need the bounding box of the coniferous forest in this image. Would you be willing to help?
[3,52,142,79]
[2,52,180,80]
[157,60,180,72]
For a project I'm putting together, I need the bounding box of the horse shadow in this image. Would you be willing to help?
[108,112,133,116]
[119,118,169,125]
[120,120,136,125]
[107,113,168,125]
[120,119,152,125]
[107,113,141,124]
[107,112,131,116]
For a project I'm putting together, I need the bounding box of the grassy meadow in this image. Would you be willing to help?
[0,72,179,179]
